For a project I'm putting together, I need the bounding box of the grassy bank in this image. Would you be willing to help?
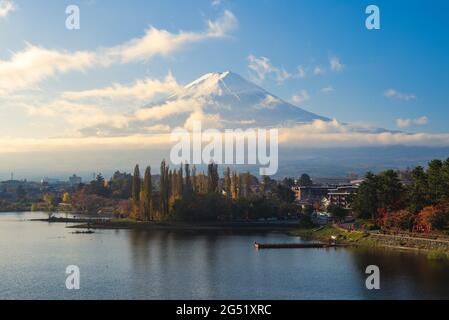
[290,225,371,244]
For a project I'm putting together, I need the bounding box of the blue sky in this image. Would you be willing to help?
[0,0,449,178]
[0,0,447,132]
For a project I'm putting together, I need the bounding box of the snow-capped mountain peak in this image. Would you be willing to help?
[161,71,329,128]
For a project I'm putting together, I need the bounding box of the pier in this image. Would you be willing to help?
[254,242,350,249]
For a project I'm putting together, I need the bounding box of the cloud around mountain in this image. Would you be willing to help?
[6,71,449,155]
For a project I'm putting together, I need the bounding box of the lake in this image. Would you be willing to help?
[1,212,448,300]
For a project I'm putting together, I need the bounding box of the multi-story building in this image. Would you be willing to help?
[327,183,360,209]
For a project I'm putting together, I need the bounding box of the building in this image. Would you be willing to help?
[292,185,334,205]
[69,174,82,186]
[328,184,359,209]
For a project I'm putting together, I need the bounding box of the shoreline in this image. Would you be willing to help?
[291,225,449,256]
[32,217,299,232]
[31,217,449,257]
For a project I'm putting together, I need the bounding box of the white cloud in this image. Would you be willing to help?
[396,116,428,128]
[184,110,223,130]
[320,86,335,93]
[296,66,306,78]
[2,118,449,154]
[278,119,449,148]
[0,11,237,93]
[247,55,309,83]
[247,54,291,83]
[291,90,310,104]
[63,72,181,101]
[107,10,237,63]
[385,89,416,101]
[0,44,96,93]
[313,66,325,76]
[134,97,204,122]
[329,56,343,72]
[254,94,282,110]
[0,0,15,18]
[23,99,129,131]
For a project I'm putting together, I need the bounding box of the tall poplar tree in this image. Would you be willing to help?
[142,166,152,221]
[132,164,141,219]
[224,167,231,198]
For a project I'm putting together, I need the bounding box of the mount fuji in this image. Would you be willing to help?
[153,70,330,128]
[81,71,331,136]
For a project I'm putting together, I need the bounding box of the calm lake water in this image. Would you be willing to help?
[1,212,448,300]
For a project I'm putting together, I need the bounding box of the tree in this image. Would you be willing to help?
[238,171,243,198]
[191,165,197,193]
[260,175,271,195]
[142,166,152,221]
[224,167,231,198]
[62,192,71,203]
[407,166,429,214]
[329,205,349,223]
[351,172,379,220]
[16,184,26,200]
[231,170,238,200]
[415,205,449,232]
[244,172,252,198]
[282,177,295,188]
[160,160,170,217]
[43,193,56,212]
[377,170,403,212]
[427,159,447,203]
[132,165,141,219]
[109,171,133,199]
[184,163,192,196]
[299,174,313,186]
[89,173,110,197]
[207,163,219,193]
[274,184,295,203]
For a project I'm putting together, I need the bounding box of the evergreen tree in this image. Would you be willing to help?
[408,166,429,214]
[351,172,379,220]
[299,174,313,186]
[427,159,446,203]
[377,170,403,212]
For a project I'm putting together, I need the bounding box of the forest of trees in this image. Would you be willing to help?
[66,161,299,222]
[351,158,449,232]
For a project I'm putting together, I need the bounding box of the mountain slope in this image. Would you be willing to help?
[80,71,330,136]
[142,71,329,129]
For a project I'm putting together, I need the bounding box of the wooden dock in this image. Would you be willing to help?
[254,242,349,249]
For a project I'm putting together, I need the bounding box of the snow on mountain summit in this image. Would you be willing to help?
[80,71,331,136]
[159,71,330,128]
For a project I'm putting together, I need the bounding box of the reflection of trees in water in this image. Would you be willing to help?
[126,230,222,299]
[349,248,449,299]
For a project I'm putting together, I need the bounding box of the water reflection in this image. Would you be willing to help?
[0,212,448,300]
